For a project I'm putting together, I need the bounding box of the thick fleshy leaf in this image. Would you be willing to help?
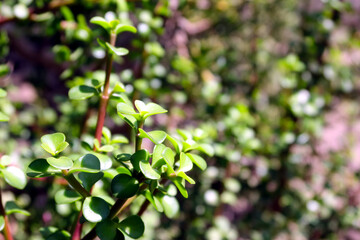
[116,167,132,176]
[55,189,82,204]
[138,129,166,145]
[131,150,149,172]
[68,154,100,174]
[134,100,167,119]
[46,230,71,240]
[5,201,30,216]
[116,153,131,162]
[111,135,129,144]
[186,153,207,171]
[158,195,179,218]
[78,172,104,191]
[0,155,11,166]
[115,24,137,34]
[0,88,6,98]
[152,144,166,168]
[102,127,112,143]
[118,215,145,239]
[90,16,111,31]
[2,166,27,189]
[0,216,4,231]
[142,190,163,212]
[106,43,129,56]
[139,161,160,180]
[98,145,114,152]
[171,178,188,198]
[177,171,195,184]
[40,133,69,156]
[68,85,97,100]
[195,143,214,157]
[177,129,192,140]
[27,158,61,177]
[111,174,139,199]
[113,82,126,93]
[178,152,193,173]
[0,112,9,122]
[166,135,182,153]
[83,197,110,223]
[96,219,124,240]
[162,147,175,173]
[47,156,73,170]
[93,153,112,170]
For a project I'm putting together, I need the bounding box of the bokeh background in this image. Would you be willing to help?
[2,0,360,239]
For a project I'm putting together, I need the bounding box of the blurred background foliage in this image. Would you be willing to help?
[1,0,360,239]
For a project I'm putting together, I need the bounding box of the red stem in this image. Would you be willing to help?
[0,189,13,240]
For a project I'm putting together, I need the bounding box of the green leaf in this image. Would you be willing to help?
[115,153,131,162]
[139,160,160,180]
[106,43,129,56]
[177,129,192,140]
[142,190,163,212]
[186,153,207,171]
[102,127,112,143]
[162,147,175,173]
[152,144,166,168]
[118,215,145,239]
[47,156,73,170]
[90,16,111,31]
[166,135,182,153]
[0,112,9,122]
[97,38,107,49]
[177,171,195,184]
[55,189,82,204]
[0,88,6,98]
[111,135,129,144]
[96,219,124,240]
[131,150,149,172]
[40,133,69,156]
[98,145,114,152]
[78,172,104,191]
[178,152,193,173]
[111,174,139,199]
[69,85,97,100]
[115,24,137,35]
[117,102,137,115]
[195,143,214,157]
[27,158,61,177]
[138,129,167,145]
[158,195,179,218]
[0,155,11,166]
[134,100,167,119]
[93,153,112,170]
[83,197,110,223]
[0,216,4,231]
[68,154,100,174]
[5,201,30,216]
[116,167,132,176]
[46,230,71,240]
[171,178,188,198]
[2,166,27,189]
[113,82,126,93]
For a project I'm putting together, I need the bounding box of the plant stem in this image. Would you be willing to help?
[93,33,117,149]
[62,170,91,198]
[71,202,84,240]
[135,120,144,151]
[0,188,13,240]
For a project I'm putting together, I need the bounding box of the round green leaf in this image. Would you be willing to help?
[78,172,104,191]
[106,43,129,56]
[69,85,97,100]
[171,178,188,198]
[115,24,137,35]
[111,174,139,199]
[27,158,61,177]
[90,16,111,31]
[5,201,30,216]
[118,215,144,239]
[68,154,100,174]
[159,195,179,219]
[186,153,207,171]
[162,147,175,173]
[138,129,167,145]
[178,152,193,172]
[2,166,27,189]
[40,133,69,156]
[83,197,110,223]
[96,219,124,240]
[0,155,11,166]
[0,112,9,122]
[47,156,73,170]
[139,161,160,180]
[55,189,82,204]
[46,230,71,240]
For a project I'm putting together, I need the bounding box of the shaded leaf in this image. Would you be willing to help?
[83,197,110,223]
[5,201,30,216]
[27,158,61,177]
[69,85,97,100]
[55,189,82,204]
[47,156,73,170]
[111,174,139,199]
[78,172,104,191]
[118,215,144,239]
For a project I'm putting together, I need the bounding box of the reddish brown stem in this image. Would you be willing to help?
[93,33,117,149]
[0,188,13,240]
